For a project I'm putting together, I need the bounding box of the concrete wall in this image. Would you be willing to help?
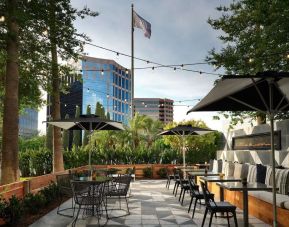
[221,119,289,167]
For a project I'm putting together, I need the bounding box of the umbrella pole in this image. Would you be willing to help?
[89,122,92,172]
[270,115,277,227]
[182,132,186,178]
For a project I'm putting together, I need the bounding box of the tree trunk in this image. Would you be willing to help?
[49,0,64,172]
[1,0,20,184]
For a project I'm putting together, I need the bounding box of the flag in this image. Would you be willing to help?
[133,11,151,38]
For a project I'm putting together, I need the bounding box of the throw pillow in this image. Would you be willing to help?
[256,164,267,184]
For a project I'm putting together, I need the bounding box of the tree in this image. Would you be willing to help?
[46,121,53,152]
[73,105,81,147]
[62,114,69,150]
[128,113,147,150]
[1,0,20,184]
[95,102,105,118]
[36,0,98,172]
[82,105,91,146]
[207,0,289,125]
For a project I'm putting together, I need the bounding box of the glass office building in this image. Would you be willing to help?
[19,108,38,138]
[51,56,132,125]
[81,56,132,125]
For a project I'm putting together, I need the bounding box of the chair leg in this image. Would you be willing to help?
[57,195,64,214]
[72,204,81,227]
[188,196,193,213]
[175,184,179,197]
[192,199,198,218]
[201,207,208,227]
[125,197,130,214]
[181,189,186,205]
[179,188,183,201]
[209,212,214,227]
[227,212,230,226]
[119,195,121,209]
[168,179,171,189]
[233,211,238,227]
[173,182,177,194]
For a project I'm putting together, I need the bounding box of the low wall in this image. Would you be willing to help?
[0,164,176,200]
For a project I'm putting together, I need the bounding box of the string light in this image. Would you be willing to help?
[248,58,254,63]
[173,67,176,72]
[0,16,5,22]
[101,69,104,75]
[125,69,129,74]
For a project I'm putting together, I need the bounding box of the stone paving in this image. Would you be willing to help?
[30,180,269,227]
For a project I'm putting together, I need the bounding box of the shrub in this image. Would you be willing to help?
[157,167,167,178]
[23,193,46,214]
[143,167,153,178]
[19,151,31,177]
[39,182,60,204]
[0,195,23,226]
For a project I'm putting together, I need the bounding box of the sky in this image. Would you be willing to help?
[38,0,232,133]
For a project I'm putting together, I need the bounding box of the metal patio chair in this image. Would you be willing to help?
[105,174,132,218]
[200,181,238,227]
[56,173,75,217]
[70,180,107,227]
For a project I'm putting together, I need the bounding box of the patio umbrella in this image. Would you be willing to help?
[45,114,124,168]
[187,71,289,227]
[159,124,214,169]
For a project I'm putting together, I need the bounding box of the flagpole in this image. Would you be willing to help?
[131,4,134,119]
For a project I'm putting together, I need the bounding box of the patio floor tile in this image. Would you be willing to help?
[30,180,270,227]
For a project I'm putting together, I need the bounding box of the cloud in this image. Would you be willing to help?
[68,0,230,130]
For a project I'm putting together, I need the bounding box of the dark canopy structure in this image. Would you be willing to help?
[187,71,289,227]
[45,114,124,168]
[159,124,214,168]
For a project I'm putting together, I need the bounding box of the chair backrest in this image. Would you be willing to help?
[200,181,215,207]
[56,173,73,196]
[173,169,180,181]
[113,174,132,195]
[70,180,106,205]
[188,175,200,196]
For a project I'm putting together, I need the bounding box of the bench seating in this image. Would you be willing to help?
[209,159,289,226]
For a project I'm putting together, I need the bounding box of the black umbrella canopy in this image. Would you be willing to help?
[187,71,289,113]
[186,71,289,227]
[44,114,124,131]
[159,124,214,136]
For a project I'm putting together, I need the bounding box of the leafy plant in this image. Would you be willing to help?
[157,167,167,178]
[23,193,46,214]
[143,167,153,178]
[0,195,23,226]
[39,182,60,204]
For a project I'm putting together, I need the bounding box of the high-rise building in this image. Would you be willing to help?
[133,98,174,124]
[47,56,132,125]
[19,108,38,138]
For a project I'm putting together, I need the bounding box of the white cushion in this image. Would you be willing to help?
[224,162,234,177]
[283,201,289,210]
[233,163,243,179]
[265,166,273,186]
[275,169,289,195]
[212,160,218,173]
[258,191,289,208]
[247,164,256,183]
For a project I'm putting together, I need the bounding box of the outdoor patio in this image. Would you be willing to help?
[30,179,269,227]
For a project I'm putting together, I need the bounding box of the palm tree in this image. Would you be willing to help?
[128,113,147,150]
